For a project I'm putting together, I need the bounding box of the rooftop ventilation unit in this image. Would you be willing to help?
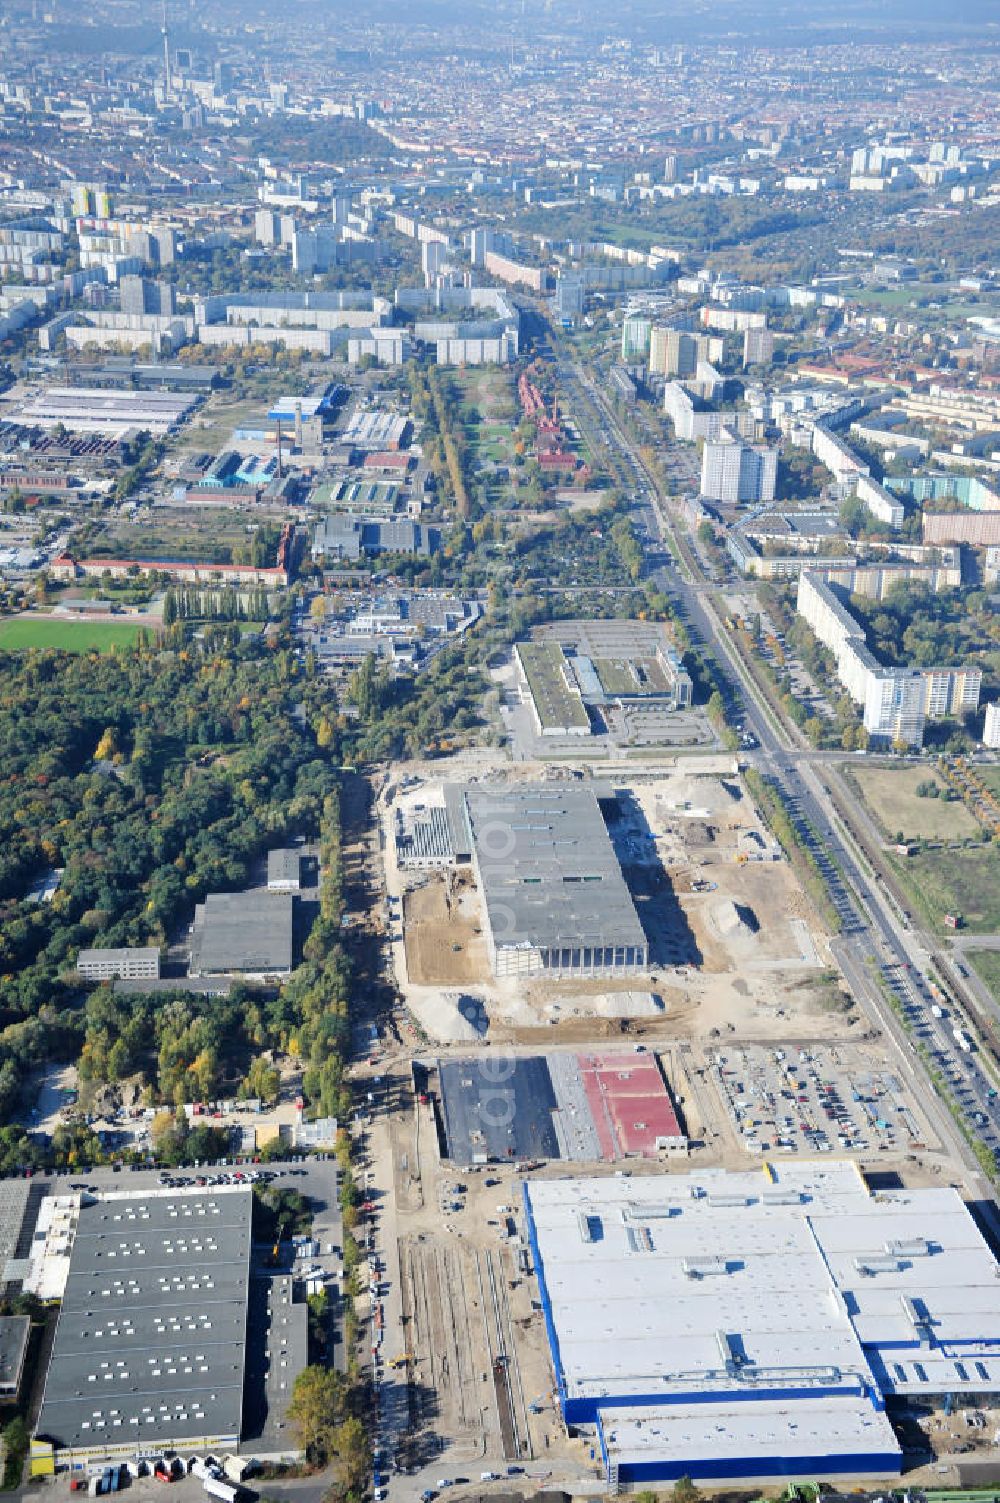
[683,1257,730,1279]
[854,1255,902,1275]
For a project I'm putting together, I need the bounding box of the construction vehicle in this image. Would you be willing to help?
[269,1217,288,1267]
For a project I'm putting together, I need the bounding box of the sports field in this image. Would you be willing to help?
[0,617,147,652]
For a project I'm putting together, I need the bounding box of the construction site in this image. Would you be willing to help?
[342,737,1000,1499]
[381,761,837,1042]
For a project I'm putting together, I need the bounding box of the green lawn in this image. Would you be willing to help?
[969,949,1000,1007]
[0,617,148,652]
[887,843,1000,935]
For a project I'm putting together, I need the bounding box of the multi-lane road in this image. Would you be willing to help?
[550,334,1000,1207]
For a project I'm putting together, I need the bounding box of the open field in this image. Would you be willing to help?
[452,367,517,423]
[0,616,147,652]
[969,949,1000,1006]
[173,394,275,451]
[848,765,980,842]
[84,507,275,565]
[887,844,1000,934]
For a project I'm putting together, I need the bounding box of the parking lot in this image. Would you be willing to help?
[709,1042,931,1157]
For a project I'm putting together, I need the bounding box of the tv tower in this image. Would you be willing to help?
[161,0,171,101]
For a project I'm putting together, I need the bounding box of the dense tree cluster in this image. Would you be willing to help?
[852,580,998,683]
[0,633,341,1124]
[162,586,270,626]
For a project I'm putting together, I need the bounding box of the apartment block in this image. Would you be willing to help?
[700,432,777,503]
[796,572,981,747]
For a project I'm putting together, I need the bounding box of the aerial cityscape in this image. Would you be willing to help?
[2,2,1000,1502]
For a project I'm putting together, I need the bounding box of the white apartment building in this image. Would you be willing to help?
[663,381,724,441]
[984,701,1000,750]
[700,432,777,503]
[856,473,906,529]
[796,572,981,747]
[862,672,928,748]
[898,382,1000,434]
[812,422,871,485]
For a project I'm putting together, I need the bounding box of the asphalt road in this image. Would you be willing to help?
[555,342,1000,1220]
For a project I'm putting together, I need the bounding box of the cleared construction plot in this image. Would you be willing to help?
[402,872,487,985]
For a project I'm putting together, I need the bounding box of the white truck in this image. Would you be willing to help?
[203,1480,239,1503]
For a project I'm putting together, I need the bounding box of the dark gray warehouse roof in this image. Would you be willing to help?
[189,890,294,975]
[35,1190,252,1453]
[462,784,646,955]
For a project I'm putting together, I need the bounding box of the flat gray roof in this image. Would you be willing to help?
[189,891,294,975]
[462,784,647,954]
[0,1315,29,1391]
[0,1178,35,1279]
[267,848,301,884]
[35,1189,252,1453]
[77,947,160,967]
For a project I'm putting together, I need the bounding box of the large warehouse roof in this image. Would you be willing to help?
[597,1396,900,1478]
[35,1188,252,1454]
[189,890,294,975]
[462,784,646,955]
[438,1050,685,1165]
[524,1161,1000,1481]
[13,386,197,436]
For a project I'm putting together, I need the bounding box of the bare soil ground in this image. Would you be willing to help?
[402,875,489,985]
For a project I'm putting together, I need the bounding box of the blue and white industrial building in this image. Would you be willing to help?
[523,1161,1000,1489]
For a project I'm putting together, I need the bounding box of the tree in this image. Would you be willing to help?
[286,1365,347,1462]
[241,1055,280,1104]
[331,1415,370,1491]
[672,1477,702,1503]
[2,1416,28,1488]
[94,726,119,761]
